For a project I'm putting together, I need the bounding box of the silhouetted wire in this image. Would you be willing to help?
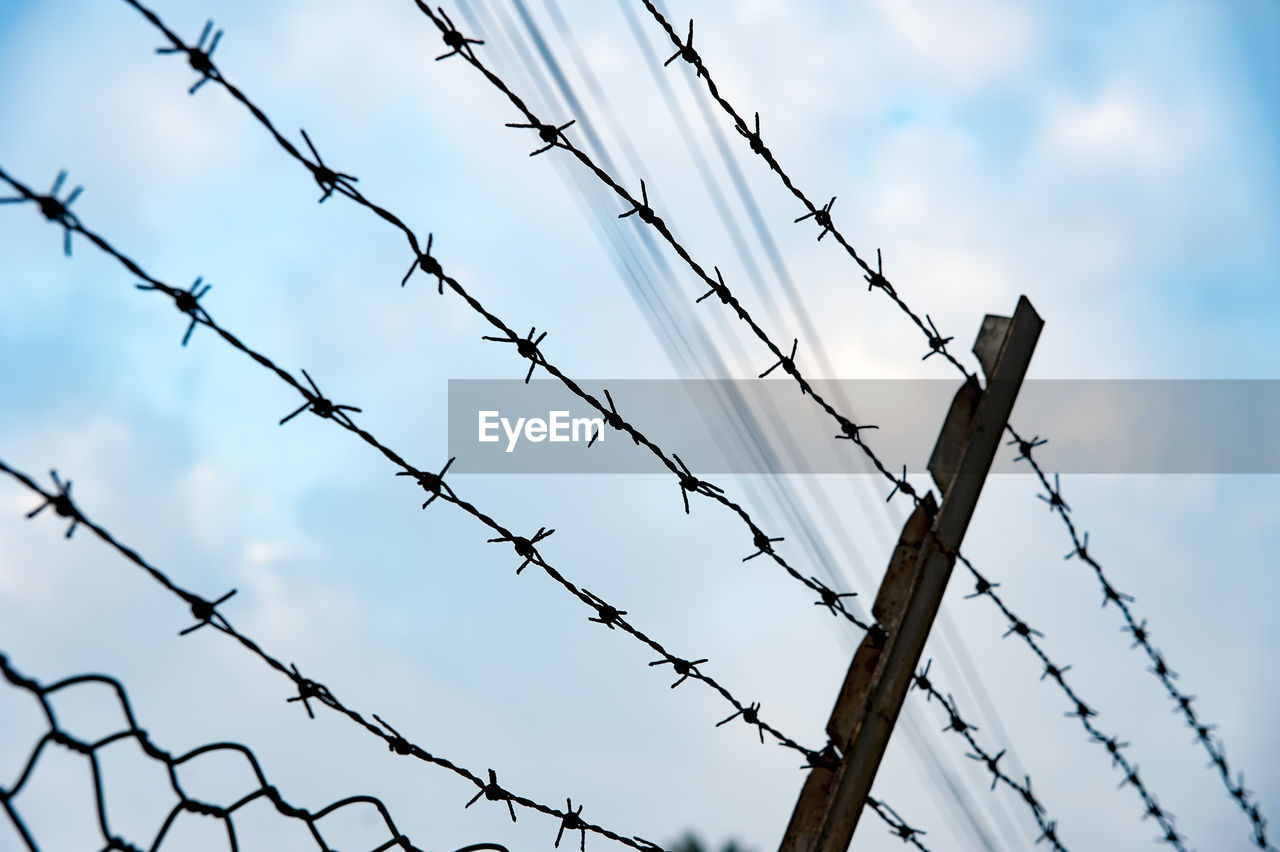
[636,2,1270,847]
[606,2,1033,843]
[396,4,1204,848]
[4,3,937,835]
[114,11,929,806]
[0,456,663,852]
[1007,427,1272,851]
[405,0,918,507]
[910,660,1066,850]
[0,653,504,852]
[956,554,1191,851]
[864,798,931,851]
[633,2,972,378]
[113,0,882,649]
[0,165,824,771]
[92,17,955,846]
[464,8,992,846]
[105,15,963,845]
[486,3,1022,847]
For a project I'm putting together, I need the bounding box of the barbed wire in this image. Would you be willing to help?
[0,653,510,852]
[635,1,973,384]
[12,3,1230,849]
[1005,427,1272,851]
[400,0,923,511]
[0,58,944,852]
[865,799,931,851]
[389,6,1208,848]
[98,2,1191,846]
[108,0,889,653]
[0,47,941,831]
[117,5,1111,842]
[0,163,834,770]
[909,660,1067,851]
[954,554,1192,851]
[636,3,1272,848]
[0,456,669,852]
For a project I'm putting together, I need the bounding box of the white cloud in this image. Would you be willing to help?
[1044,86,1208,170]
[869,0,1039,87]
[245,538,292,566]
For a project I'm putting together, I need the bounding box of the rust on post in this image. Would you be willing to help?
[826,496,935,747]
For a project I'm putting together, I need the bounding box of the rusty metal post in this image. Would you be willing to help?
[779,296,1042,852]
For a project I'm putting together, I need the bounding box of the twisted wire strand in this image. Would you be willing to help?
[110,0,887,647]
[0,163,830,770]
[0,154,834,762]
[956,554,1192,851]
[910,660,1067,850]
[635,3,1271,847]
[0,455,669,852]
[635,1,972,380]
[1005,428,1272,851]
[0,653,507,852]
[865,798,932,851]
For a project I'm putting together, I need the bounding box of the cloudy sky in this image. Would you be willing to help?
[1,1,1277,851]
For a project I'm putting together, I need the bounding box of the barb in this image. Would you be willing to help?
[0,168,82,256]
[22,468,81,538]
[0,456,660,852]
[505,117,576,157]
[911,660,1068,850]
[466,769,518,823]
[299,127,359,202]
[482,326,548,384]
[0,162,827,775]
[109,0,886,647]
[794,196,836,242]
[757,338,801,382]
[402,232,445,291]
[715,701,765,744]
[395,456,458,508]
[662,19,700,73]
[433,7,484,62]
[0,652,496,852]
[154,17,223,95]
[278,368,363,426]
[137,275,213,346]
[178,587,236,636]
[638,2,1271,843]
[488,525,555,574]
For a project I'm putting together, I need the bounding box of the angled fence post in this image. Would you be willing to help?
[780,296,1042,852]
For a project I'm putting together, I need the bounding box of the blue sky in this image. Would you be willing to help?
[1,1,1278,851]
